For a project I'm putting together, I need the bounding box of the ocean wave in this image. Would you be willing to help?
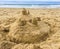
[0,5,60,8]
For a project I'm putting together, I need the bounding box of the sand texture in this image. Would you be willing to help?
[0,8,60,49]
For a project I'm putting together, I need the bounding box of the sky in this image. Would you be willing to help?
[0,0,60,4]
[0,0,60,1]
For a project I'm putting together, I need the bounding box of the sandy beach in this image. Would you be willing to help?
[0,8,60,49]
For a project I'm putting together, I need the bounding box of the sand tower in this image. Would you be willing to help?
[22,8,30,15]
[19,8,32,21]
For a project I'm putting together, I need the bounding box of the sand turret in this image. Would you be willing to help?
[22,8,30,15]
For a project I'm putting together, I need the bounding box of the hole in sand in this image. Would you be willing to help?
[3,28,9,33]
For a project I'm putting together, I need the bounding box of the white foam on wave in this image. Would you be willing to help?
[0,5,60,8]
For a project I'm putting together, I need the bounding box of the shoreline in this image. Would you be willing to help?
[0,5,60,8]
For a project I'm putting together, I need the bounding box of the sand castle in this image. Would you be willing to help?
[6,8,50,44]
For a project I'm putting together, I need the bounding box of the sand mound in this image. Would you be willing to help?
[6,9,50,44]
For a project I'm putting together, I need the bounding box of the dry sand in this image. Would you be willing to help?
[0,8,60,49]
